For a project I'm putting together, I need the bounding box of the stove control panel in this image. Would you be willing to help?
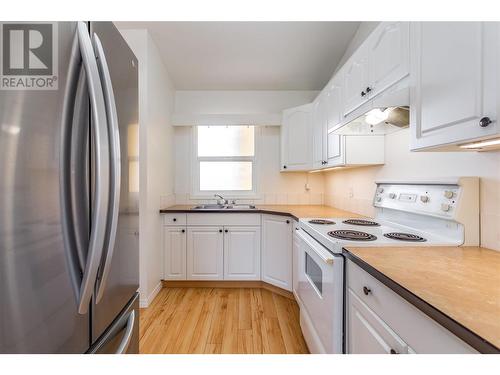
[373,183,461,218]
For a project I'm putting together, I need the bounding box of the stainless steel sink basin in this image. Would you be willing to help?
[192,204,256,210]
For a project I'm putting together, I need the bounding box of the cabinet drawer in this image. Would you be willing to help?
[163,213,187,226]
[346,260,477,353]
[348,289,409,354]
[187,213,261,226]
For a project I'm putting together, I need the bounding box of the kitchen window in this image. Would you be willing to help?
[192,125,258,198]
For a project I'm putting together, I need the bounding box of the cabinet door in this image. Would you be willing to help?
[368,22,409,99]
[325,74,345,167]
[261,215,293,291]
[343,49,370,116]
[348,289,409,354]
[223,226,261,280]
[312,94,328,169]
[411,22,499,150]
[292,223,301,299]
[281,103,313,171]
[326,74,343,132]
[163,227,187,280]
[326,132,344,167]
[186,227,224,280]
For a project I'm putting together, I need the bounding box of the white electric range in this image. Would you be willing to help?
[295,178,479,354]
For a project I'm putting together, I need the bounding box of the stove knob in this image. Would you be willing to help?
[444,190,454,199]
[441,203,451,212]
[378,187,384,193]
[389,193,396,199]
[375,197,382,202]
[420,195,429,203]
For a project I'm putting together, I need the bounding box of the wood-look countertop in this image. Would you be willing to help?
[159,204,362,220]
[344,246,500,353]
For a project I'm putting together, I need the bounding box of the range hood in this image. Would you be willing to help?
[333,85,410,136]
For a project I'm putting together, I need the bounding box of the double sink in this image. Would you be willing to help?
[192,204,257,211]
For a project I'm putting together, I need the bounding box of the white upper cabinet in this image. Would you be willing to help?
[326,73,344,131]
[410,22,499,151]
[343,49,370,116]
[325,74,345,167]
[281,103,313,171]
[343,22,409,118]
[312,93,329,169]
[367,22,410,99]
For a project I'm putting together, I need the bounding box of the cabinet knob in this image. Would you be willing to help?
[283,165,287,169]
[479,117,492,127]
[225,229,228,233]
[219,229,223,233]
[181,229,185,233]
[366,86,372,93]
[361,91,366,97]
[363,286,372,295]
[390,349,399,354]
[286,220,290,224]
[173,218,177,222]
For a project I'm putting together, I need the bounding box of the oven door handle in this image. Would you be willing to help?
[297,230,334,265]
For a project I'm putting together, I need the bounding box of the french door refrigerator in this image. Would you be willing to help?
[0,21,139,353]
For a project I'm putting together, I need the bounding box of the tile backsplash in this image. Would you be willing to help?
[164,192,324,206]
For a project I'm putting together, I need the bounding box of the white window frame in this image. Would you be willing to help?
[190,125,260,200]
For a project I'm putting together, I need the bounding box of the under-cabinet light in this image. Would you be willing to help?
[459,138,500,150]
[309,166,346,173]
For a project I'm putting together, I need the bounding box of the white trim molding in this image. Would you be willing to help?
[139,281,163,308]
[172,113,282,126]
[190,125,261,200]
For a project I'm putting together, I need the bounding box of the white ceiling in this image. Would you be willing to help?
[115,22,360,90]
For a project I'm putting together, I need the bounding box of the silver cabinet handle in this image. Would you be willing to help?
[76,21,110,314]
[115,310,135,354]
[93,33,121,304]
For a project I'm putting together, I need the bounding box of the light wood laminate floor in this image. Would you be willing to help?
[139,287,309,354]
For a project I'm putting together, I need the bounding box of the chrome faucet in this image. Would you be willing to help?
[214,194,228,205]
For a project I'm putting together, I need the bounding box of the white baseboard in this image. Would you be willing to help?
[139,281,163,308]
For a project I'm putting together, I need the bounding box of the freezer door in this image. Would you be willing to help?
[0,22,89,353]
[88,293,139,354]
[90,21,139,344]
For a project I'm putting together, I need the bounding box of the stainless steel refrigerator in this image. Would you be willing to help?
[0,21,139,353]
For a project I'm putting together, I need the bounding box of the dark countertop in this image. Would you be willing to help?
[159,204,363,221]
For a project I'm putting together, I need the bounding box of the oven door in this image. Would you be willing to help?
[297,229,344,353]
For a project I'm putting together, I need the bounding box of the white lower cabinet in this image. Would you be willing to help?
[163,227,187,280]
[292,222,301,300]
[186,227,224,280]
[261,214,293,291]
[348,289,409,354]
[223,226,261,280]
[347,259,477,354]
[162,213,294,287]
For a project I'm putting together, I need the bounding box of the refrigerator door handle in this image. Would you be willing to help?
[93,33,121,304]
[115,310,135,354]
[76,21,111,315]
[60,26,88,303]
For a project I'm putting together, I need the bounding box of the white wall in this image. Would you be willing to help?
[174,126,324,205]
[175,90,319,115]
[119,29,176,307]
[324,128,500,251]
[172,90,324,205]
